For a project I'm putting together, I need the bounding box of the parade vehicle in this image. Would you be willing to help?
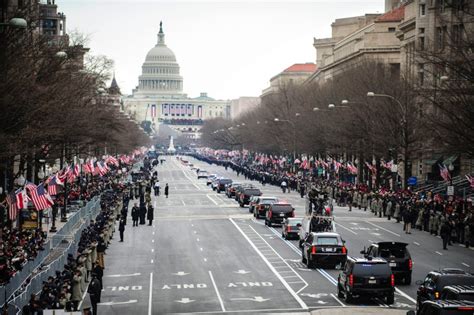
[408,300,474,315]
[441,285,474,301]
[197,170,209,179]
[253,196,279,218]
[415,268,474,312]
[337,256,395,305]
[298,214,336,248]
[282,217,303,240]
[225,183,242,198]
[234,184,257,201]
[360,241,413,285]
[301,232,347,268]
[211,177,222,190]
[216,178,232,193]
[248,196,259,213]
[264,203,295,227]
[239,187,262,207]
[206,174,217,185]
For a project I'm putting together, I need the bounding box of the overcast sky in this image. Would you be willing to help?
[60,0,384,100]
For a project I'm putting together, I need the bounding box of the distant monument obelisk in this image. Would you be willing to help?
[167,136,176,154]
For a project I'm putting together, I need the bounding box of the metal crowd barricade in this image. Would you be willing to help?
[6,195,102,315]
[0,196,101,310]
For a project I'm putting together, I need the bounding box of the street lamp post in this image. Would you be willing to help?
[367,92,408,189]
[274,117,297,166]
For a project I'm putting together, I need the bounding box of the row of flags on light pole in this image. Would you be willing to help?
[4,151,142,221]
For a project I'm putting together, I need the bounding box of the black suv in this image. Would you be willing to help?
[408,300,474,315]
[302,232,347,268]
[216,178,232,193]
[415,268,474,312]
[238,188,262,207]
[361,241,412,284]
[337,257,395,304]
[441,285,474,302]
[265,203,295,226]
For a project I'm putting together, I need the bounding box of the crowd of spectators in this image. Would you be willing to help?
[0,229,47,285]
[194,153,474,249]
[22,184,122,315]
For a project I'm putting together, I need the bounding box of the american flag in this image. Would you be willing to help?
[47,175,59,196]
[151,104,156,118]
[96,162,108,176]
[6,191,19,220]
[57,166,70,182]
[25,182,54,211]
[466,175,474,189]
[106,155,119,167]
[439,164,451,182]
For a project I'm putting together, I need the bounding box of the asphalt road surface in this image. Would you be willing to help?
[98,156,474,314]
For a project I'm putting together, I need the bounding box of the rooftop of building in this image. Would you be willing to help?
[375,4,406,22]
[283,63,317,73]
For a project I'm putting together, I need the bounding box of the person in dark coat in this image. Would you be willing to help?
[139,203,147,225]
[88,273,102,315]
[147,204,154,226]
[131,203,139,227]
[402,205,412,234]
[440,220,452,250]
[118,216,126,242]
[164,183,169,198]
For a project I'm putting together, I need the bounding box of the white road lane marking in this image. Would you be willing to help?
[367,222,401,237]
[151,259,154,263]
[148,272,153,315]
[435,251,443,256]
[462,262,470,268]
[200,247,203,251]
[208,270,226,311]
[104,273,141,278]
[335,222,358,235]
[99,300,138,306]
[172,271,190,276]
[414,242,420,246]
[152,239,155,243]
[151,249,154,253]
[206,194,219,205]
[182,200,186,206]
[197,238,200,242]
[230,218,308,310]
[395,287,417,304]
[330,293,346,307]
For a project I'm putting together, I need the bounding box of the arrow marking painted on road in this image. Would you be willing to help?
[175,298,195,304]
[234,270,251,274]
[300,293,329,299]
[231,296,270,302]
[104,273,141,278]
[317,300,328,304]
[98,299,138,306]
[173,271,190,276]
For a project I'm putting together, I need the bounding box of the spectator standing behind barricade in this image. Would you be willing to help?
[165,183,169,198]
[154,180,160,196]
[71,269,82,310]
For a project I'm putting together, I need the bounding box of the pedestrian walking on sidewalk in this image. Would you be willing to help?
[440,220,452,250]
[118,216,126,242]
[165,183,169,198]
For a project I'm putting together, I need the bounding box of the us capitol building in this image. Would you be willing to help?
[123,22,230,139]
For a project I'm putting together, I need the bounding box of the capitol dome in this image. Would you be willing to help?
[135,22,184,97]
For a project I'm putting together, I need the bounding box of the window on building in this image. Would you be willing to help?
[420,4,426,16]
[439,0,446,13]
[388,27,396,32]
[418,63,425,86]
[419,36,425,50]
[436,27,444,50]
[452,24,464,45]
